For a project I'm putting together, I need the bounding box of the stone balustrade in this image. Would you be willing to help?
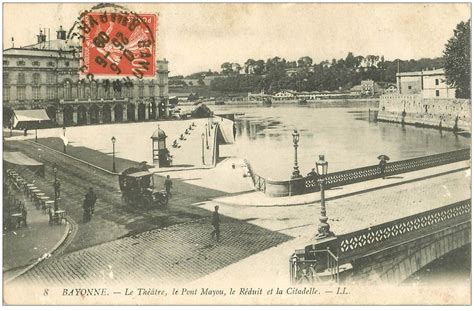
[247,148,470,197]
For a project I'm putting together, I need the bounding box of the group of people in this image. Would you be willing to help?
[73,174,224,243]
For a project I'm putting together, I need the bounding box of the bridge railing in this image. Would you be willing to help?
[244,159,266,193]
[245,148,470,196]
[335,199,471,261]
[289,248,339,284]
[296,199,471,283]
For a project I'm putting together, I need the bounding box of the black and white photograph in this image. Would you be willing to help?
[1,2,471,305]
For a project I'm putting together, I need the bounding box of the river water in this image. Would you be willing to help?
[216,101,471,284]
[216,103,470,179]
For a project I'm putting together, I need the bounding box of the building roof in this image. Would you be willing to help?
[23,39,80,51]
[396,68,446,77]
[12,109,50,128]
[3,47,77,59]
[151,127,167,139]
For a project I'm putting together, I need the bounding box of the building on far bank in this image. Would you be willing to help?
[3,27,170,127]
[396,68,455,99]
[379,68,470,131]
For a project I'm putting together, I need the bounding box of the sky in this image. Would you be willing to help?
[3,3,471,76]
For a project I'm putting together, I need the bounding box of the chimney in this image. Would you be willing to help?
[57,25,67,40]
[37,29,46,43]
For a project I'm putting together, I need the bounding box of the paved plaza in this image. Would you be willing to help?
[6,150,469,286]
[15,217,291,286]
[3,122,471,288]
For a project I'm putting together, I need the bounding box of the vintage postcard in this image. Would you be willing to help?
[2,2,471,305]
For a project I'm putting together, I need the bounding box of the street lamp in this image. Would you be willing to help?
[201,133,205,165]
[205,124,209,149]
[111,136,116,173]
[291,129,301,179]
[52,163,58,210]
[62,126,67,153]
[315,154,333,239]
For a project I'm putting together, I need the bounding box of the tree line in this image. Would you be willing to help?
[209,55,444,93]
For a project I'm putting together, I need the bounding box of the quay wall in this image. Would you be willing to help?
[378,94,471,131]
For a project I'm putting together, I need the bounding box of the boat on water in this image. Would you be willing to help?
[298,99,308,106]
[262,97,272,107]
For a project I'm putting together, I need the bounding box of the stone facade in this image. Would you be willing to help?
[378,94,471,131]
[396,68,456,99]
[3,28,169,127]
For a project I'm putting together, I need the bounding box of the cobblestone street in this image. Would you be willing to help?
[6,139,229,254]
[14,217,291,285]
[4,138,470,288]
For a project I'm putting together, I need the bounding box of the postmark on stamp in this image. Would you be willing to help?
[79,10,157,79]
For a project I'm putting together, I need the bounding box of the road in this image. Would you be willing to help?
[5,139,470,287]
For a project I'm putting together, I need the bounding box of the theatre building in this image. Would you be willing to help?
[3,27,169,127]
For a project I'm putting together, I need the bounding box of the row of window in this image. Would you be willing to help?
[3,60,68,67]
[3,85,161,101]
[4,72,162,87]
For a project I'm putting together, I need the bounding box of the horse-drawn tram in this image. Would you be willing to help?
[118,167,168,209]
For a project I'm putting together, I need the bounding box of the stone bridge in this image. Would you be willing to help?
[290,199,470,284]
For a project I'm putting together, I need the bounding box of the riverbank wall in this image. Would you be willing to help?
[216,98,379,107]
[378,94,471,132]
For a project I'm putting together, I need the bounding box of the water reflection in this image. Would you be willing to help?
[217,104,470,179]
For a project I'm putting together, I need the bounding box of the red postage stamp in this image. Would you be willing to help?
[81,12,157,78]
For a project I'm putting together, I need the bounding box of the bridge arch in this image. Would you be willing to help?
[379,224,471,284]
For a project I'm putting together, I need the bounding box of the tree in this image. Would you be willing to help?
[232,63,242,74]
[443,20,471,98]
[297,56,313,67]
[220,62,233,75]
[244,59,255,74]
[345,52,357,69]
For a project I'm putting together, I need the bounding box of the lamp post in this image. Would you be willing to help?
[111,136,116,173]
[201,133,205,165]
[52,163,58,211]
[291,129,301,179]
[35,128,38,142]
[205,124,209,149]
[315,154,333,239]
[62,126,67,153]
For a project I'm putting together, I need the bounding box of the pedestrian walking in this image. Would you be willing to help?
[82,197,91,222]
[53,179,61,199]
[85,187,97,215]
[211,205,220,242]
[378,158,387,179]
[164,175,173,198]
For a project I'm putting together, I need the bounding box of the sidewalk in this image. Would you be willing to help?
[3,189,69,278]
[155,157,255,194]
[191,166,471,288]
[212,161,470,207]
